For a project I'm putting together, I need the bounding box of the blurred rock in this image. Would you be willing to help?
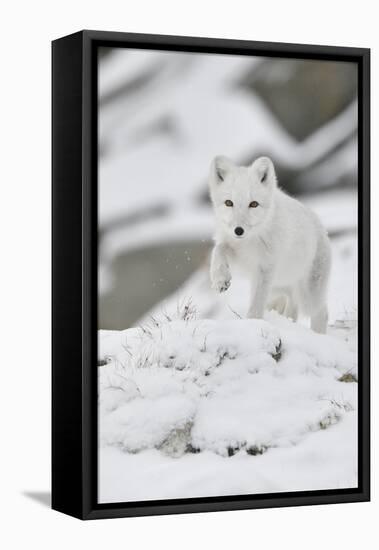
[99,241,211,330]
[241,59,357,141]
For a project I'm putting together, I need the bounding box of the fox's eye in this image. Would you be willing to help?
[249,201,259,208]
[225,200,233,207]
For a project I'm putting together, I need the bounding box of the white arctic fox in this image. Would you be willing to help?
[209,156,331,333]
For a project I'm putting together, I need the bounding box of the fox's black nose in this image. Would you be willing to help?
[234,226,244,236]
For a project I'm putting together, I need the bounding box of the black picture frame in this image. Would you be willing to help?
[52,30,370,520]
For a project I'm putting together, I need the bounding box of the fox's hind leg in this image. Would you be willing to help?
[268,288,298,321]
[268,293,287,315]
[311,305,328,334]
[285,289,299,321]
[302,234,331,334]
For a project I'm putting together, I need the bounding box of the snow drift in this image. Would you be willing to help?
[98,310,357,501]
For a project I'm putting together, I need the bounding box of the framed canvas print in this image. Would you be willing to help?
[52,30,370,520]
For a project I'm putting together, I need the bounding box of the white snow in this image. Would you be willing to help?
[98,49,357,228]
[98,311,357,502]
[97,48,359,505]
[100,414,357,503]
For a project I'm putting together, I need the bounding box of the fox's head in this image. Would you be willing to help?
[209,156,277,240]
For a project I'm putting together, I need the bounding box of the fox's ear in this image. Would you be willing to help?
[210,155,235,184]
[251,156,276,186]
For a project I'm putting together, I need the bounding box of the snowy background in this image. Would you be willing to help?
[97,47,358,503]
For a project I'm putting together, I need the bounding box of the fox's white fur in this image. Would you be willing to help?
[209,155,331,333]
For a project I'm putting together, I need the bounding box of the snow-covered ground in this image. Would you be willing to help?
[98,308,357,503]
[97,49,358,503]
[98,223,358,503]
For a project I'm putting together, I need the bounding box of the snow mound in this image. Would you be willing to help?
[99,314,357,459]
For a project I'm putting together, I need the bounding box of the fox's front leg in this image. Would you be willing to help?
[210,243,231,293]
[247,267,273,319]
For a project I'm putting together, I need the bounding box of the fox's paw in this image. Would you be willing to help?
[217,279,231,293]
[210,266,231,293]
